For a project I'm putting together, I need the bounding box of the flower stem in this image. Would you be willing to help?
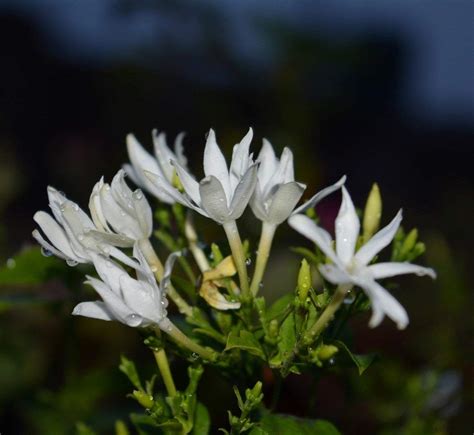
[138,238,193,317]
[223,220,250,299]
[185,213,210,272]
[281,284,351,376]
[249,222,277,296]
[152,329,177,397]
[159,318,217,361]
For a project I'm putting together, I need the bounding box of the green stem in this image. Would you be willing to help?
[281,284,351,376]
[159,318,217,361]
[249,222,277,296]
[223,220,250,298]
[152,331,177,397]
[138,238,193,317]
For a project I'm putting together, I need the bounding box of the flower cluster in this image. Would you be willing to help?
[33,126,435,351]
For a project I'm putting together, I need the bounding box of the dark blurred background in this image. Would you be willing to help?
[0,1,472,434]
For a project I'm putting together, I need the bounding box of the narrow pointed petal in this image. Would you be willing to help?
[89,178,112,232]
[108,246,142,270]
[319,264,351,284]
[264,147,294,195]
[122,163,141,187]
[292,175,346,215]
[250,185,269,221]
[144,171,188,205]
[257,139,278,188]
[174,132,188,167]
[203,129,231,199]
[229,165,258,220]
[85,276,136,323]
[199,281,241,310]
[368,262,436,280]
[118,274,158,322]
[265,181,305,225]
[355,210,403,266]
[229,127,253,189]
[132,189,153,238]
[32,229,70,261]
[199,176,230,223]
[172,161,201,205]
[93,255,127,294]
[127,133,163,178]
[153,130,175,181]
[355,278,409,330]
[288,214,342,267]
[161,251,181,294]
[88,229,134,248]
[72,301,115,321]
[33,211,77,259]
[335,187,360,266]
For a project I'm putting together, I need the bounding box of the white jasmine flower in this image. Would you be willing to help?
[72,244,180,329]
[124,130,188,203]
[251,139,346,225]
[33,187,138,269]
[145,128,258,224]
[88,169,152,247]
[288,187,436,329]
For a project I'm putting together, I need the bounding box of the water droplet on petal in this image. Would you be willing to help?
[190,352,199,361]
[41,247,53,257]
[245,258,252,266]
[133,190,144,200]
[66,259,79,267]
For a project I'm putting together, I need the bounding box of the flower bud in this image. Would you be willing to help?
[317,344,339,361]
[132,390,154,408]
[400,228,418,258]
[363,183,382,242]
[297,259,312,302]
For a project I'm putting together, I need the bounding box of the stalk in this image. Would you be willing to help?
[138,238,193,317]
[185,213,210,272]
[249,222,277,296]
[152,329,177,397]
[222,220,250,298]
[159,318,217,361]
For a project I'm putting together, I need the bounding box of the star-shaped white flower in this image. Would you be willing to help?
[33,187,138,269]
[124,130,188,204]
[288,187,436,329]
[251,139,346,225]
[88,169,152,247]
[145,128,258,224]
[72,244,179,329]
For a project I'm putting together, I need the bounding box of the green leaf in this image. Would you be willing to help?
[250,412,340,435]
[192,402,210,435]
[119,355,143,391]
[0,247,65,285]
[334,340,377,375]
[266,293,293,320]
[225,330,265,359]
[76,422,97,435]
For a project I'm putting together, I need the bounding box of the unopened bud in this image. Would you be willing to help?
[132,390,154,409]
[363,183,382,242]
[297,259,312,302]
[400,228,418,258]
[317,344,339,361]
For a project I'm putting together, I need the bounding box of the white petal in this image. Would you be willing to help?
[144,170,188,205]
[72,301,114,321]
[118,274,157,321]
[172,161,201,205]
[319,264,351,284]
[250,185,268,221]
[368,262,436,280]
[265,181,305,225]
[85,276,137,325]
[263,147,294,196]
[229,127,253,190]
[32,229,69,261]
[88,229,134,248]
[47,186,67,222]
[89,177,112,232]
[288,214,342,267]
[33,211,77,259]
[199,176,230,223]
[161,251,181,295]
[174,132,188,167]
[292,175,346,215]
[354,210,402,266]
[229,164,258,220]
[203,129,231,199]
[153,130,175,182]
[131,189,153,239]
[257,139,278,189]
[335,187,360,266]
[355,278,409,330]
[108,246,142,270]
[93,255,127,294]
[122,163,141,187]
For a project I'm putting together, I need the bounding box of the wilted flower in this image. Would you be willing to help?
[33,187,138,269]
[124,130,188,204]
[288,187,436,329]
[72,244,179,329]
[251,139,346,225]
[89,169,152,246]
[146,128,258,224]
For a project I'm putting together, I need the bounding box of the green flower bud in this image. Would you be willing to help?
[317,344,339,361]
[363,183,382,242]
[269,319,279,338]
[115,420,130,435]
[400,228,418,258]
[132,390,154,409]
[297,259,312,302]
